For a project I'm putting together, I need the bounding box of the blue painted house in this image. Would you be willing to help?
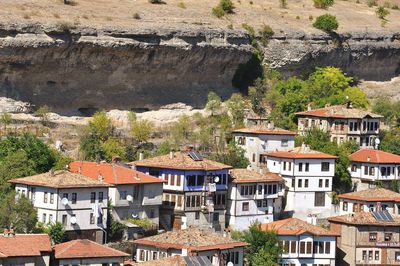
[130,151,232,231]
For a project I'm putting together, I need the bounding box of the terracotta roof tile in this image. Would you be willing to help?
[338,188,400,202]
[69,161,164,185]
[260,218,338,236]
[130,152,232,171]
[349,149,400,164]
[54,239,129,259]
[9,170,110,189]
[133,228,247,251]
[0,234,52,257]
[230,169,283,184]
[265,147,338,159]
[133,256,212,266]
[295,104,383,119]
[232,126,296,136]
[328,212,400,226]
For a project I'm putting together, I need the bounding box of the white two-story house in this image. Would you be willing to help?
[349,149,400,191]
[261,218,338,266]
[69,161,164,227]
[264,145,337,220]
[226,169,284,231]
[10,170,109,243]
[295,103,383,148]
[232,124,296,170]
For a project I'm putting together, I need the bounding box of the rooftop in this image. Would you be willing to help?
[9,170,110,189]
[260,218,338,237]
[232,125,296,136]
[54,239,129,259]
[133,228,247,251]
[349,149,400,164]
[265,146,338,159]
[130,152,232,171]
[328,212,400,226]
[230,169,283,184]
[338,188,400,202]
[69,161,164,185]
[295,104,383,119]
[132,256,212,266]
[0,234,52,257]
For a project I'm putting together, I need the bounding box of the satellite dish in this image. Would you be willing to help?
[214,176,220,183]
[70,216,77,225]
[132,213,139,218]
[227,262,234,266]
[375,138,380,145]
[61,198,69,206]
[127,195,133,202]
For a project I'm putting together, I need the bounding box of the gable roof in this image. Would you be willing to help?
[54,239,129,259]
[260,218,338,237]
[328,212,400,226]
[0,234,52,257]
[9,170,110,189]
[265,147,338,160]
[133,228,247,251]
[349,149,400,164]
[134,256,212,266]
[230,169,283,184]
[338,188,400,202]
[232,126,296,136]
[69,161,164,185]
[130,152,232,171]
[295,104,383,119]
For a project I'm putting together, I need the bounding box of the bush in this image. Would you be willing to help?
[212,0,235,18]
[279,0,288,8]
[148,0,163,3]
[133,13,141,19]
[376,6,390,19]
[212,6,225,18]
[313,0,334,8]
[392,4,399,9]
[177,1,186,8]
[367,0,377,7]
[313,14,338,32]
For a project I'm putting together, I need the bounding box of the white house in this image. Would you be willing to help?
[10,170,109,243]
[295,103,383,148]
[261,218,338,266]
[348,149,400,191]
[232,124,296,170]
[264,146,337,220]
[133,228,247,266]
[337,187,400,216]
[69,161,164,227]
[226,169,284,230]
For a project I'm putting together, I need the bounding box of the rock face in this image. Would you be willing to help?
[0,23,400,113]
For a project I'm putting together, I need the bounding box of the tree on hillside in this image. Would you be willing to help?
[130,119,154,144]
[0,112,12,132]
[227,93,246,129]
[210,141,250,168]
[380,129,400,155]
[46,222,66,244]
[88,111,113,142]
[206,91,222,116]
[372,97,400,126]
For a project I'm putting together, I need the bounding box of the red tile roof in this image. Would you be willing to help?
[130,152,232,171]
[0,234,52,257]
[232,126,296,136]
[230,169,283,184]
[265,147,337,159]
[260,218,338,236]
[69,161,164,185]
[328,212,400,226]
[349,149,400,164]
[338,188,400,202]
[295,105,383,119]
[54,239,129,259]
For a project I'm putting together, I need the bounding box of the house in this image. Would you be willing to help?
[0,232,52,266]
[130,151,232,231]
[261,218,338,266]
[10,170,110,243]
[129,255,213,266]
[264,145,337,220]
[329,211,400,265]
[133,228,247,266]
[53,239,129,266]
[232,124,296,170]
[69,161,164,227]
[226,168,285,230]
[295,103,383,148]
[337,188,400,216]
[348,149,400,191]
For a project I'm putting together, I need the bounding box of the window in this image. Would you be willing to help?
[72,193,77,204]
[325,179,329,188]
[299,163,303,172]
[44,192,48,203]
[288,162,292,171]
[319,179,323,188]
[298,179,302,188]
[98,213,103,224]
[369,167,375,176]
[258,185,263,195]
[325,241,330,254]
[214,194,226,206]
[305,163,309,172]
[385,233,393,241]
[90,213,95,224]
[242,202,249,211]
[369,204,374,212]
[196,175,204,187]
[91,192,96,203]
[315,192,325,207]
[139,250,145,261]
[176,175,181,186]
[368,251,373,261]
[364,166,369,175]
[42,213,46,223]
[299,241,306,254]
[49,214,53,223]
[369,233,377,242]
[291,178,295,188]
[120,191,127,200]
[283,162,287,171]
[252,154,255,162]
[305,179,309,188]
[177,195,182,207]
[187,175,196,186]
[306,242,312,254]
[262,199,268,207]
[362,250,367,261]
[321,162,330,172]
[170,174,175,186]
[99,192,104,203]
[272,184,277,194]
[290,241,296,253]
[375,250,379,261]
[149,209,155,219]
[213,212,219,222]
[343,201,348,211]
[62,193,68,200]
[195,212,200,220]
[395,251,400,262]
[62,215,67,226]
[281,139,289,147]
[50,193,54,204]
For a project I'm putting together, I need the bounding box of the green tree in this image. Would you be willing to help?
[210,141,249,168]
[227,93,246,129]
[88,111,113,142]
[79,135,104,161]
[35,105,50,126]
[313,0,334,8]
[0,112,12,132]
[372,97,400,126]
[45,222,65,244]
[0,150,36,186]
[156,141,173,156]
[106,199,126,241]
[251,248,280,266]
[212,0,235,18]
[170,115,192,147]
[313,14,338,32]
[102,138,125,161]
[376,6,390,19]
[343,87,369,109]
[206,91,222,116]
[131,119,153,143]
[380,129,400,155]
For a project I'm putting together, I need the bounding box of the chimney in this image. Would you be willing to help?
[3,229,9,237]
[112,156,121,164]
[212,254,220,266]
[134,173,140,181]
[78,166,82,174]
[307,103,312,111]
[301,142,306,151]
[139,152,144,161]
[169,151,174,160]
[98,174,104,183]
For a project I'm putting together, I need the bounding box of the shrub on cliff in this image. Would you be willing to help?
[212,0,235,18]
[313,14,338,32]
[376,6,390,19]
[313,0,334,8]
